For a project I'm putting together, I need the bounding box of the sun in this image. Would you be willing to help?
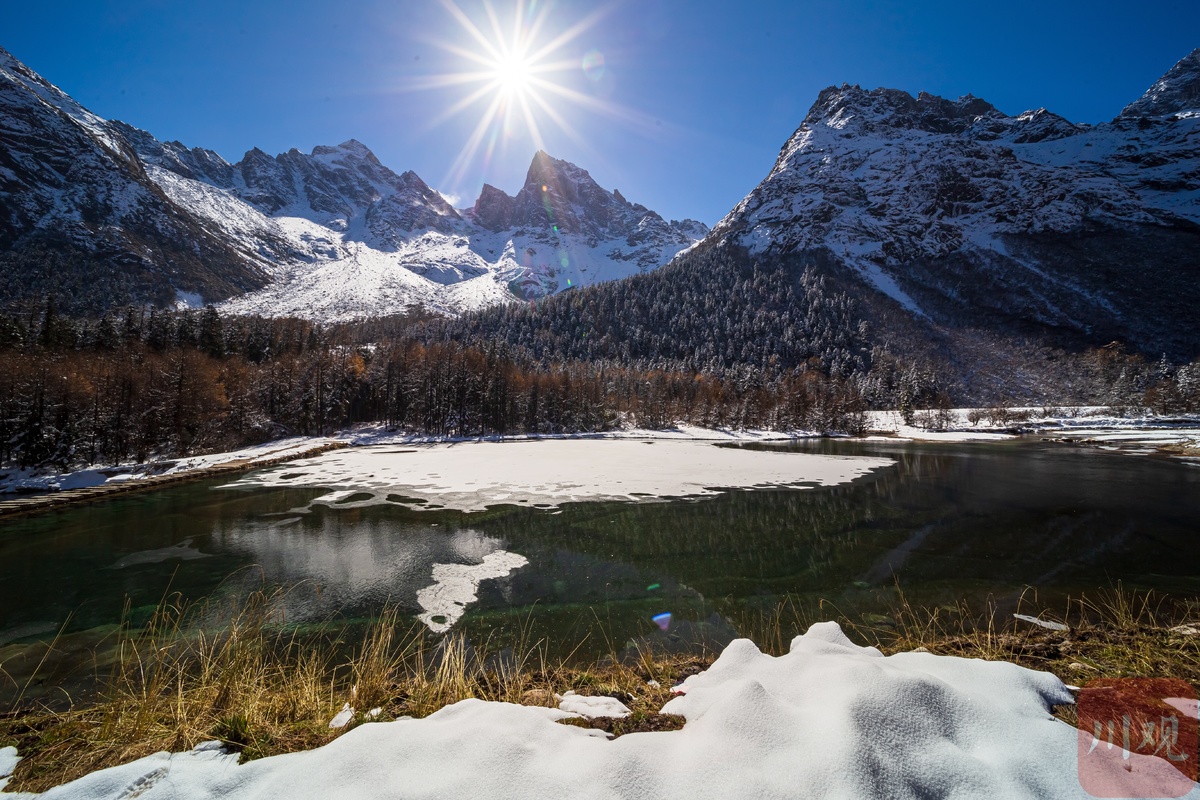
[407,0,646,190]
[492,51,533,96]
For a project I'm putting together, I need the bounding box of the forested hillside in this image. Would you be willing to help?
[434,241,1200,408]
[0,302,875,470]
[442,244,870,377]
[1,288,1197,471]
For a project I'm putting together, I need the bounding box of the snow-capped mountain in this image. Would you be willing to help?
[0,46,271,312]
[0,45,706,319]
[699,48,1200,361]
[191,145,707,320]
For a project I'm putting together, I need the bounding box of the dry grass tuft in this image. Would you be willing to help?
[0,592,705,792]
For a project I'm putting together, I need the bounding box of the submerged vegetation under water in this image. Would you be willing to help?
[1,583,1197,793]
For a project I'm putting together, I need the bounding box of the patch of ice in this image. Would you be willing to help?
[894,426,1016,442]
[108,538,212,569]
[328,704,354,729]
[0,437,337,496]
[213,524,508,626]
[416,550,529,633]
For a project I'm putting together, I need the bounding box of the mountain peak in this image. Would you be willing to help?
[471,183,516,231]
[523,150,594,189]
[803,84,1001,134]
[1120,48,1200,118]
[0,46,35,80]
[0,45,704,319]
[310,139,380,163]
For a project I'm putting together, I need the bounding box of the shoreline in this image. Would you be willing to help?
[2,410,1198,518]
[0,441,346,520]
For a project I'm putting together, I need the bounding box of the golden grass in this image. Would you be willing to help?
[0,591,704,792]
[726,583,1200,684]
[2,583,1198,793]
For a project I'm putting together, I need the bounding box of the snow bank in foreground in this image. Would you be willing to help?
[14,623,1194,799]
[224,439,893,512]
[0,748,17,792]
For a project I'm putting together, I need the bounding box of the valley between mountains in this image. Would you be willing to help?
[0,45,1197,418]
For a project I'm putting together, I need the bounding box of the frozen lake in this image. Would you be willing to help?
[2,436,1199,702]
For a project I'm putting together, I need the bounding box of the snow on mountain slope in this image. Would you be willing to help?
[0,45,706,320]
[133,140,708,320]
[0,46,270,312]
[696,49,1200,358]
[710,85,1188,299]
[1119,48,1200,119]
[0,45,126,156]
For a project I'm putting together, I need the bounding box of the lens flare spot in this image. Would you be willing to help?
[581,50,606,82]
[652,612,672,632]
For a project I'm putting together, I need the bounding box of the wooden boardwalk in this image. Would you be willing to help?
[0,441,347,521]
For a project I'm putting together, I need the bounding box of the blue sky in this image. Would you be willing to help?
[2,0,1196,224]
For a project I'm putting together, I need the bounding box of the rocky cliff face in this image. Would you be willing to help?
[467,150,705,261]
[1119,48,1200,119]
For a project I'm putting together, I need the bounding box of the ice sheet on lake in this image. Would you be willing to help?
[225,439,893,513]
[210,525,513,626]
[416,550,529,633]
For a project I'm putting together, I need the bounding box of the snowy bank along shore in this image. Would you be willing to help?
[3,410,1198,498]
[2,622,1194,799]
